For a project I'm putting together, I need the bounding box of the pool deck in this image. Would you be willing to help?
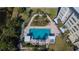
[29,26,50,30]
[23,14,60,45]
[46,15,60,36]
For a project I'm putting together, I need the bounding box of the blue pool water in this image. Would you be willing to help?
[29,28,51,40]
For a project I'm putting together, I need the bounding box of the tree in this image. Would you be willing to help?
[0,18,21,51]
[18,8,26,13]
[28,9,33,17]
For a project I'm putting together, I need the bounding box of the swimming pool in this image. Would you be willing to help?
[28,28,51,40]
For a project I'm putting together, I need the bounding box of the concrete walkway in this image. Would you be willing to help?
[24,14,41,34]
[23,13,60,42]
[46,15,60,36]
[24,14,60,34]
[20,13,60,50]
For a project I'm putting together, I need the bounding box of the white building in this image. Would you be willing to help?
[56,7,79,48]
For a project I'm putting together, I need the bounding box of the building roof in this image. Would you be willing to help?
[71,7,79,18]
[74,7,79,14]
[64,7,79,22]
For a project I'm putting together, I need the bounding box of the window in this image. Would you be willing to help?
[74,26,78,31]
[72,28,76,32]
[72,17,76,23]
[77,23,79,27]
[67,22,71,27]
[70,20,73,25]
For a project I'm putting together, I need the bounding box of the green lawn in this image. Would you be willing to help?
[20,13,28,21]
[45,8,57,19]
[55,36,73,51]
[30,8,57,19]
[49,35,73,51]
[30,8,57,26]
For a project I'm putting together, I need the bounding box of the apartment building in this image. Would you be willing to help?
[55,7,79,48]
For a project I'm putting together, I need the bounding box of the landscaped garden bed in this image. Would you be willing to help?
[31,14,50,26]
